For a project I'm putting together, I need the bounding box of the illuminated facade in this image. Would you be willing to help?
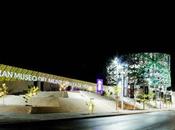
[0,64,98,94]
[107,53,171,98]
[127,53,171,93]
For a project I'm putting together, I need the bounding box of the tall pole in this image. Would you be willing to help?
[121,71,124,110]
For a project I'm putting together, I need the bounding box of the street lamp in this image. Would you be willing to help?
[111,57,128,110]
[118,72,125,110]
[118,72,123,110]
[121,74,124,110]
[121,64,128,110]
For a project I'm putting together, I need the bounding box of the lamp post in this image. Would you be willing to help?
[118,72,123,110]
[113,58,128,111]
[121,74,124,110]
[121,64,128,110]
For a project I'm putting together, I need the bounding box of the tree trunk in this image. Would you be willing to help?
[134,98,136,110]
[143,102,145,109]
[116,96,118,110]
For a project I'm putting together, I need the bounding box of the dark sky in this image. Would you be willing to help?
[0,17,174,85]
[1,45,118,83]
[0,9,174,92]
[1,42,174,86]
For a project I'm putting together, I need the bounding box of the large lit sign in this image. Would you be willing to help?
[0,64,98,90]
[0,70,59,84]
[96,79,103,93]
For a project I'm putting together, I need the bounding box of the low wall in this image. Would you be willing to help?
[0,106,32,114]
[0,91,68,106]
[172,92,175,104]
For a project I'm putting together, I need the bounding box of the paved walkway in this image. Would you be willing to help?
[0,109,174,125]
[0,91,174,125]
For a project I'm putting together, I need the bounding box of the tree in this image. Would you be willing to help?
[123,53,146,88]
[148,91,156,108]
[23,85,40,105]
[0,83,8,105]
[106,53,171,109]
[106,57,125,110]
[86,98,95,114]
[139,53,168,86]
[137,94,149,109]
[114,86,121,110]
[124,53,171,90]
[106,57,122,85]
[133,88,139,110]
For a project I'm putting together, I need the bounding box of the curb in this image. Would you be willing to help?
[58,110,158,120]
[0,109,173,126]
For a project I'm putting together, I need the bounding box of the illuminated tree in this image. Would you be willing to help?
[124,53,145,88]
[106,57,123,85]
[114,86,121,110]
[0,83,8,105]
[107,53,171,104]
[141,53,171,90]
[23,85,40,104]
[123,53,171,90]
[106,57,127,110]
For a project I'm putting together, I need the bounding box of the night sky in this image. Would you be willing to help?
[1,42,174,87]
[1,7,174,87]
[0,17,174,86]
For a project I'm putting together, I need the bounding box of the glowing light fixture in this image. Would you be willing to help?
[96,79,103,94]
